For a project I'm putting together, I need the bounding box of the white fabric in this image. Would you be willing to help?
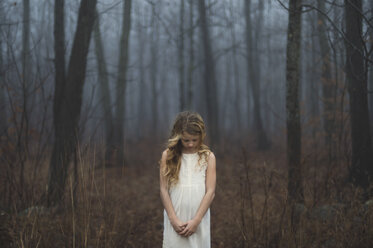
[163,152,210,248]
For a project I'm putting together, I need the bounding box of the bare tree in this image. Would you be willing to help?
[229,0,242,133]
[286,0,304,204]
[197,0,219,146]
[186,0,195,110]
[345,0,373,191]
[179,0,186,111]
[149,2,159,135]
[244,0,270,150]
[93,10,114,166]
[317,0,336,163]
[18,0,31,197]
[0,38,6,136]
[369,1,373,127]
[22,0,30,82]
[307,10,320,138]
[111,0,132,166]
[48,0,97,206]
[136,5,147,138]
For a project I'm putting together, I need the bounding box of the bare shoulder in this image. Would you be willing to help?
[162,149,169,157]
[208,151,216,163]
[208,151,215,159]
[161,149,169,162]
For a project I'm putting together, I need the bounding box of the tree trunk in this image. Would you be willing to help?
[0,39,6,136]
[48,0,66,206]
[369,1,373,132]
[309,13,320,138]
[150,3,159,136]
[317,0,336,163]
[22,0,30,81]
[19,0,31,197]
[286,0,304,204]
[197,0,219,146]
[179,0,185,111]
[222,48,232,132]
[93,11,115,166]
[186,0,195,110]
[48,0,97,206]
[345,0,373,191]
[331,4,346,158]
[229,0,242,133]
[244,0,270,150]
[111,0,132,166]
[136,6,146,138]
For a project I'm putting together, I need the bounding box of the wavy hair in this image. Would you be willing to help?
[161,111,210,188]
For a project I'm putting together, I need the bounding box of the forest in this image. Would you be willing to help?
[0,0,373,247]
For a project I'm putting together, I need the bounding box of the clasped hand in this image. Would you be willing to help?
[171,218,200,237]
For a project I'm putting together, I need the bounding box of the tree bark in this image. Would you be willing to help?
[111,0,132,166]
[308,12,320,138]
[0,39,6,136]
[197,0,219,146]
[345,0,373,191]
[244,0,270,150]
[369,1,373,131]
[317,0,336,163]
[222,47,232,132]
[48,0,66,206]
[150,3,159,135]
[286,0,304,204]
[179,0,185,111]
[93,10,115,166]
[48,0,97,206]
[186,0,195,110]
[229,0,242,133]
[19,0,31,198]
[136,6,146,138]
[22,0,30,82]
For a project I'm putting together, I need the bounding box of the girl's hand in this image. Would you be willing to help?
[179,218,200,237]
[170,218,187,233]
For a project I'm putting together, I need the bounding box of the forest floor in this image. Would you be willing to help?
[1,138,373,247]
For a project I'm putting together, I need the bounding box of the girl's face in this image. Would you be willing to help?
[180,132,201,153]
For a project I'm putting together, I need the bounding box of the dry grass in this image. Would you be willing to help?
[0,139,372,247]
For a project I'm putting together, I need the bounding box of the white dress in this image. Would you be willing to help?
[163,152,210,248]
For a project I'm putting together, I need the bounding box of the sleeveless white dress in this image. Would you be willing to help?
[162,152,210,248]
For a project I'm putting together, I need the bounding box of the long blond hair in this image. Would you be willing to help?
[162,111,210,188]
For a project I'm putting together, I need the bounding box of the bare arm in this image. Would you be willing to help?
[159,150,186,233]
[180,152,216,237]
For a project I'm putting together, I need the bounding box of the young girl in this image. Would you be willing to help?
[160,111,216,248]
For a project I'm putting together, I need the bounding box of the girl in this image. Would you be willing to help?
[160,111,216,248]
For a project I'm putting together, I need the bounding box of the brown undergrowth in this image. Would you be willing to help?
[0,138,372,247]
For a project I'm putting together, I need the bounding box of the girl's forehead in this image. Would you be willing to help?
[182,132,200,139]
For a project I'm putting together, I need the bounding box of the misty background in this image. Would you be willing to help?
[1,0,373,247]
